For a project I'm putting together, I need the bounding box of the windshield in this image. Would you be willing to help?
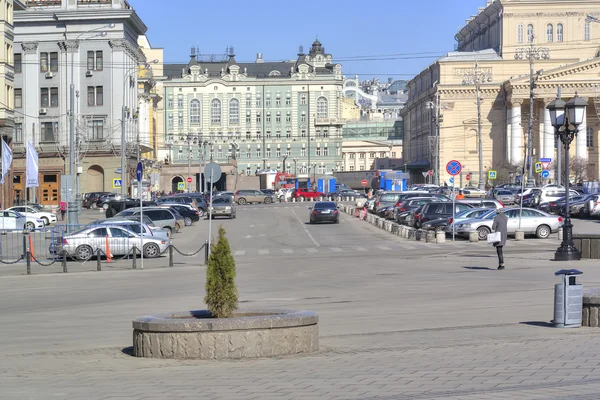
[314,202,336,209]
[115,210,136,217]
[379,193,400,202]
[212,197,231,204]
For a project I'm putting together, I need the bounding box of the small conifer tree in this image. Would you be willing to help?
[204,225,238,318]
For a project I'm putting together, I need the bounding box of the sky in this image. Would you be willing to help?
[129,0,489,82]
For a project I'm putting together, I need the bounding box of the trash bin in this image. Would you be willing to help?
[553,269,583,328]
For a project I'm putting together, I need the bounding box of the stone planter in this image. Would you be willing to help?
[132,309,319,360]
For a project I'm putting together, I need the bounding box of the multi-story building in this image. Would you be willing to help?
[159,40,344,193]
[402,0,600,186]
[12,0,148,206]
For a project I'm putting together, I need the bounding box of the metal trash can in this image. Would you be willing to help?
[553,269,583,328]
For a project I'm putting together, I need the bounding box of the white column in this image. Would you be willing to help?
[543,104,554,160]
[576,103,588,161]
[510,101,523,165]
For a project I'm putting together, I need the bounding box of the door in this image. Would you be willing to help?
[505,209,521,233]
[13,174,24,205]
[86,227,109,254]
[1,211,16,230]
[108,227,134,256]
[87,165,105,193]
[41,174,59,206]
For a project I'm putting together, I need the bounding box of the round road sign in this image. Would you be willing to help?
[205,162,222,183]
[466,174,471,181]
[361,179,368,187]
[428,170,433,176]
[187,177,193,183]
[446,160,462,176]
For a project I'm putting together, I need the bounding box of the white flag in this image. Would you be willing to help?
[1,137,11,184]
[26,141,39,188]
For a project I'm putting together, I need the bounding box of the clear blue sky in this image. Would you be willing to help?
[130,0,488,80]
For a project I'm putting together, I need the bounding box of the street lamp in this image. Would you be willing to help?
[186,134,197,192]
[546,92,587,261]
[293,158,298,176]
[281,155,288,173]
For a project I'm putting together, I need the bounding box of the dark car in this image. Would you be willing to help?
[395,197,437,225]
[104,200,157,218]
[157,204,200,226]
[82,192,111,209]
[327,189,362,201]
[543,195,587,215]
[416,201,473,229]
[309,201,339,224]
[261,189,275,196]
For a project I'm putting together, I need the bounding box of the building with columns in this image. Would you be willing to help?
[12,0,149,206]
[402,0,600,186]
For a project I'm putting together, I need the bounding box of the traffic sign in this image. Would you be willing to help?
[112,178,122,188]
[177,182,185,191]
[488,170,497,180]
[187,177,193,183]
[421,172,428,178]
[542,170,550,179]
[446,160,462,176]
[449,177,455,184]
[136,162,143,182]
[540,158,552,163]
[541,161,551,170]
[205,162,222,183]
[535,162,543,173]
[466,174,471,181]
[361,179,367,187]
[428,170,433,176]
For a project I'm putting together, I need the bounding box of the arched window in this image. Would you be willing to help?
[517,24,524,43]
[229,98,239,124]
[317,96,328,119]
[211,99,221,124]
[557,24,564,42]
[546,24,553,42]
[527,24,534,42]
[189,99,200,124]
[585,21,591,41]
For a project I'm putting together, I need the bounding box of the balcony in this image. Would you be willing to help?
[314,118,342,126]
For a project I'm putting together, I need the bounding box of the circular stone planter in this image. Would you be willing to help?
[132,309,319,359]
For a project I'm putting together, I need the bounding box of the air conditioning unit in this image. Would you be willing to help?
[45,72,54,79]
[85,70,93,77]
[39,108,47,115]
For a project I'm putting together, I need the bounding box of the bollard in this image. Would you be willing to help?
[132,246,137,269]
[515,230,525,241]
[469,231,479,242]
[436,230,446,243]
[204,240,209,264]
[558,229,564,241]
[426,231,436,242]
[96,249,102,271]
[418,229,428,242]
[300,197,304,202]
[62,250,67,273]
[169,244,174,267]
[26,251,31,275]
[292,198,296,202]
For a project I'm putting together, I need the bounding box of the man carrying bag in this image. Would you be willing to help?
[489,208,508,270]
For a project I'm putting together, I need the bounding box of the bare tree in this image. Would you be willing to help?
[570,157,588,185]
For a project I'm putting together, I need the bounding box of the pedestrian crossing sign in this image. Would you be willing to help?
[177,182,185,191]
[112,178,122,188]
[535,162,543,173]
[488,170,497,180]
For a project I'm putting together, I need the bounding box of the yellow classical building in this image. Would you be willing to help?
[402,0,600,186]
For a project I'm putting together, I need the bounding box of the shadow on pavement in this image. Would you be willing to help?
[519,321,555,328]
[121,346,134,357]
[462,266,495,271]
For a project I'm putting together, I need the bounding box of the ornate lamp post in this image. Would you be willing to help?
[546,93,587,261]
[293,158,298,176]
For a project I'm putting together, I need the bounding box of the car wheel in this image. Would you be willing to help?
[298,196,305,201]
[264,197,272,204]
[197,209,205,217]
[536,224,551,239]
[25,222,35,230]
[41,217,49,225]
[91,203,98,210]
[75,245,94,261]
[476,226,491,240]
[233,213,237,219]
[102,203,109,210]
[184,217,192,226]
[143,243,160,258]
[175,223,181,233]
[166,227,172,237]
[317,196,324,201]
[238,198,247,205]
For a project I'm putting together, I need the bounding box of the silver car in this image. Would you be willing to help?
[209,196,236,219]
[454,208,563,240]
[491,189,516,205]
[95,219,170,241]
[57,225,169,260]
[114,208,179,235]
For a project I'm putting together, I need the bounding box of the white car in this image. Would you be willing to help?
[0,210,26,230]
[460,186,487,198]
[8,206,57,225]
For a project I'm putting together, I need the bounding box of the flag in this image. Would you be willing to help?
[26,141,39,188]
[1,137,11,184]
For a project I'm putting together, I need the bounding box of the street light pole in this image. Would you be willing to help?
[293,158,298,176]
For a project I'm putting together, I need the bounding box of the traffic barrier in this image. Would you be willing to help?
[426,231,436,243]
[292,198,296,202]
[436,231,446,243]
[105,235,113,263]
[515,230,525,241]
[418,229,427,242]
[29,235,35,259]
[469,231,479,242]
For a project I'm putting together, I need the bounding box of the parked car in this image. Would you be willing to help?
[208,196,236,219]
[394,197,437,225]
[8,206,57,225]
[56,225,169,260]
[489,189,516,205]
[444,208,496,234]
[327,189,363,201]
[291,188,326,202]
[113,208,179,235]
[457,198,504,210]
[454,208,563,240]
[96,193,124,210]
[415,201,473,229]
[94,219,170,241]
[234,189,275,205]
[309,201,340,224]
[0,210,27,230]
[261,189,275,196]
[157,204,200,226]
[82,192,111,209]
[460,186,487,198]
[156,195,204,214]
[540,195,588,215]
[538,188,580,204]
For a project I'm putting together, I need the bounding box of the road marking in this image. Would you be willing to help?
[330,247,343,252]
[234,250,246,256]
[291,209,320,247]
[244,235,252,239]
[306,248,318,253]
[258,249,270,255]
[356,247,367,252]
[377,245,392,250]
[282,249,293,254]
[259,234,266,237]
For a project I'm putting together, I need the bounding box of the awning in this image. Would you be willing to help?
[405,161,430,170]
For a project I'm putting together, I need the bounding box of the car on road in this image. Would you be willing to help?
[208,196,236,219]
[96,193,125,210]
[82,192,111,209]
[93,219,170,241]
[453,208,563,240]
[309,201,340,224]
[394,197,437,225]
[443,208,496,234]
[489,189,515,205]
[57,225,169,260]
[157,204,200,226]
[234,189,275,205]
[8,206,57,225]
[113,208,179,236]
[460,186,487,198]
[539,195,588,215]
[292,188,326,202]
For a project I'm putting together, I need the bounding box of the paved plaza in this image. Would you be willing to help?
[1,203,600,399]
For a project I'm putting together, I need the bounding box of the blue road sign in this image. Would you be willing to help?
[540,158,552,163]
[136,162,143,182]
[542,170,550,179]
[446,160,462,176]
[449,177,455,184]
[112,178,122,188]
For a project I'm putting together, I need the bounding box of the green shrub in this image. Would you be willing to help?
[204,225,238,318]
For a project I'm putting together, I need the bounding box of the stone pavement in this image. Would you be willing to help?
[1,204,600,399]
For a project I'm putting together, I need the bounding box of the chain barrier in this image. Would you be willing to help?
[0,256,24,265]
[172,243,206,257]
[31,255,58,267]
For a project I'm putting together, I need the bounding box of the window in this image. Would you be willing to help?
[316,147,321,156]
[587,126,594,148]
[14,88,22,108]
[547,24,553,42]
[40,88,49,107]
[557,24,564,42]
[87,51,94,70]
[211,99,221,124]
[276,130,281,139]
[190,99,200,124]
[266,113,271,123]
[168,114,173,126]
[246,98,252,107]
[349,165,355,171]
[323,147,328,156]
[256,112,261,123]
[359,153,365,159]
[275,97,281,106]
[246,147,251,158]
[50,52,58,72]
[517,24,524,43]
[300,94,306,105]
[323,129,328,138]
[301,127,306,137]
[359,166,365,171]
[286,147,291,156]
[392,152,397,157]
[369,152,375,158]
[87,86,102,106]
[96,51,103,70]
[286,98,291,106]
[317,97,328,118]
[14,123,22,143]
[177,97,183,108]
[301,112,306,123]
[14,53,21,73]
[245,131,251,139]
[286,115,291,123]
[246,112,251,124]
[276,113,281,123]
[229,98,240,124]
[379,152,386,158]
[585,21,591,41]
[256,98,261,107]
[286,128,291,138]
[40,52,48,72]
[349,153,355,159]
[265,99,271,107]
[88,119,104,140]
[266,130,271,138]
[527,24,534,42]
[266,147,271,157]
[96,86,103,106]
[301,148,306,156]
[40,122,57,142]
[178,114,183,126]
[168,98,173,108]
[256,147,261,157]
[217,149,223,159]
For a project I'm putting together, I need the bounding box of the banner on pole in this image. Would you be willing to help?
[26,141,39,188]
[1,138,12,184]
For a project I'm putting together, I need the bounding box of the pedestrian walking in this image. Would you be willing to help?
[491,208,508,270]
[59,201,67,221]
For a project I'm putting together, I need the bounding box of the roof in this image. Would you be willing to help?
[438,48,502,62]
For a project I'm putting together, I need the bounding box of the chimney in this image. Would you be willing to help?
[256,53,264,63]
